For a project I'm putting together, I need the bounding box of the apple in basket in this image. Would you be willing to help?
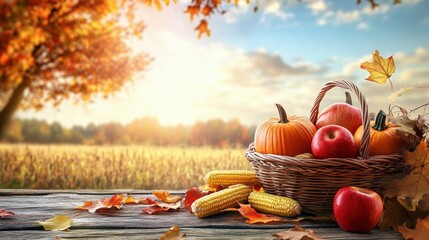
[333,186,383,233]
[316,92,362,134]
[311,125,356,158]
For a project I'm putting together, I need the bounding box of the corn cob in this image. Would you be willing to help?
[248,192,301,217]
[191,184,252,218]
[203,170,261,188]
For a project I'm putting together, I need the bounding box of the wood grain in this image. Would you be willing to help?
[0,189,404,239]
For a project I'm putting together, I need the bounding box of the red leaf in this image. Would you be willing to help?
[75,194,126,213]
[183,187,208,211]
[0,209,15,218]
[237,203,283,224]
[142,198,181,214]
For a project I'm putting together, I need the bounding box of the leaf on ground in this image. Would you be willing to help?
[124,194,149,204]
[360,49,396,84]
[237,203,283,224]
[160,225,187,240]
[75,194,126,213]
[273,225,324,240]
[386,140,429,211]
[398,215,429,240]
[183,187,209,211]
[0,209,15,218]
[153,190,182,203]
[36,215,73,231]
[195,20,210,38]
[142,198,181,214]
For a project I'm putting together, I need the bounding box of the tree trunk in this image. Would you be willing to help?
[0,76,31,139]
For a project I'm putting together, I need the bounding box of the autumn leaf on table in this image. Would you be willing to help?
[361,49,396,84]
[385,141,429,211]
[236,203,283,224]
[0,209,15,218]
[142,198,181,214]
[153,190,182,203]
[398,215,429,240]
[273,225,324,240]
[183,187,209,211]
[124,194,149,204]
[160,225,187,240]
[36,215,73,231]
[75,194,126,213]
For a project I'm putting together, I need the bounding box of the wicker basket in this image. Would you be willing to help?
[246,80,404,214]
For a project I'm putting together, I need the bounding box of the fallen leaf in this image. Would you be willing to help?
[273,225,324,240]
[389,115,426,152]
[386,140,429,211]
[75,194,126,213]
[361,49,396,84]
[160,225,187,240]
[183,187,209,211]
[36,215,73,231]
[195,20,210,38]
[378,197,428,230]
[398,215,429,240]
[0,209,15,218]
[142,198,181,214]
[237,203,282,224]
[124,194,148,204]
[153,190,182,203]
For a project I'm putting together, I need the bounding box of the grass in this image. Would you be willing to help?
[0,144,252,189]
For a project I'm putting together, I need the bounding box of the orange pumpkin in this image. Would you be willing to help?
[354,110,402,156]
[254,104,316,156]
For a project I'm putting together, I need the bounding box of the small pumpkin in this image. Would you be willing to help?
[354,110,402,156]
[254,104,316,156]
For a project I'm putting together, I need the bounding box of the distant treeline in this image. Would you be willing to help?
[2,117,257,147]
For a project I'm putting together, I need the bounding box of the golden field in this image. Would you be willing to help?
[0,144,252,189]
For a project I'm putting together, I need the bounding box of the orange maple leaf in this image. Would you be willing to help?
[398,215,429,240]
[160,225,187,240]
[236,203,283,224]
[153,190,182,203]
[195,20,211,39]
[142,198,181,214]
[124,194,149,204]
[273,225,324,240]
[360,49,396,84]
[386,140,429,211]
[184,5,200,21]
[75,194,126,213]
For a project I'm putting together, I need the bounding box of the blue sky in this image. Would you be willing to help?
[18,0,429,127]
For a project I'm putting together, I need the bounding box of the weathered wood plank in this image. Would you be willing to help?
[0,228,403,240]
[0,190,404,239]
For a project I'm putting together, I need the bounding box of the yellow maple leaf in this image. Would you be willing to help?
[36,215,73,231]
[360,50,396,84]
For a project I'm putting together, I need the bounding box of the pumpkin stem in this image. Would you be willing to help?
[275,104,289,123]
[373,110,387,131]
[345,92,352,105]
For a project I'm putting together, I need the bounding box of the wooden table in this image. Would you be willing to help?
[0,189,403,239]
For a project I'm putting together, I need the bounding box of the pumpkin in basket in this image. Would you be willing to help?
[254,104,316,156]
[354,110,402,156]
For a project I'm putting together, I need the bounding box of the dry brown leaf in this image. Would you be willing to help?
[160,225,187,240]
[386,140,429,211]
[273,225,325,240]
[398,215,429,240]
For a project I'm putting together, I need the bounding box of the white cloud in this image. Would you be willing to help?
[357,22,369,30]
[307,0,328,14]
[263,1,295,21]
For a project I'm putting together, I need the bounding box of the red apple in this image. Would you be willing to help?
[316,92,362,134]
[333,186,383,233]
[311,125,356,158]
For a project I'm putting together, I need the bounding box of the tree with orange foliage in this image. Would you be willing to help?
[0,0,151,138]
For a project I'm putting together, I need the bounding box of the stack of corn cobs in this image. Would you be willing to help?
[192,170,301,218]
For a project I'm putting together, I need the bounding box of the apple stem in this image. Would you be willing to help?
[345,92,352,105]
[373,110,387,131]
[275,104,289,123]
